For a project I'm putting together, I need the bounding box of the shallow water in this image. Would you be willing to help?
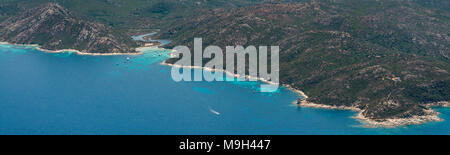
[0,44,449,135]
[132,32,172,46]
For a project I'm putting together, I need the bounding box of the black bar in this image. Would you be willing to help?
[0,135,445,153]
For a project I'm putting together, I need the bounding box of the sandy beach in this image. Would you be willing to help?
[0,42,144,56]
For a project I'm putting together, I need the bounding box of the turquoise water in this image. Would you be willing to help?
[0,43,449,135]
[131,32,172,46]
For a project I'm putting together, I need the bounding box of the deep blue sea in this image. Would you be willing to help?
[0,43,449,135]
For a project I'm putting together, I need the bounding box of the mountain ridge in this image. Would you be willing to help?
[0,3,138,53]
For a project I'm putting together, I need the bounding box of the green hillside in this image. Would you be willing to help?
[161,0,450,121]
[0,0,266,31]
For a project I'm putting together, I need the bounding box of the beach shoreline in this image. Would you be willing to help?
[296,100,446,128]
[162,60,448,128]
[0,42,144,56]
[427,101,450,108]
[161,61,281,86]
[353,109,443,128]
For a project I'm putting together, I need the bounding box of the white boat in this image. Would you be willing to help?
[210,108,221,116]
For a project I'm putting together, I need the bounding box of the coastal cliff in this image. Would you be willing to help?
[0,3,137,53]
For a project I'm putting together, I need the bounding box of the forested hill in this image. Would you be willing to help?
[161,0,450,121]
